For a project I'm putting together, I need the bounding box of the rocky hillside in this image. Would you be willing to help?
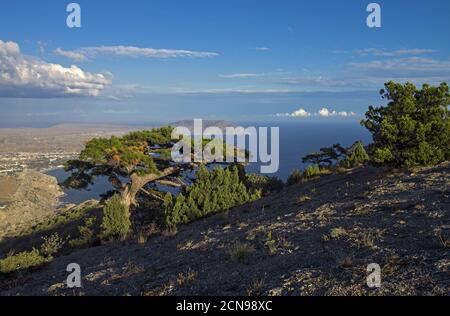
[0,170,63,239]
[1,163,449,296]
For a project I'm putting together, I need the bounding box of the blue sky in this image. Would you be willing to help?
[0,0,449,126]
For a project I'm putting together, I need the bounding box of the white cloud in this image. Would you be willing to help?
[55,45,219,61]
[255,47,270,51]
[317,108,356,117]
[349,57,450,78]
[278,55,450,91]
[54,48,87,62]
[220,73,263,79]
[0,39,111,98]
[317,108,333,116]
[276,107,357,118]
[276,108,311,117]
[338,111,356,117]
[333,48,438,57]
[291,108,311,117]
[355,48,438,57]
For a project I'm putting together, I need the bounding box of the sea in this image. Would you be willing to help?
[47,120,372,204]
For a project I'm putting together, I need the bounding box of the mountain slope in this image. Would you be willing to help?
[1,163,449,296]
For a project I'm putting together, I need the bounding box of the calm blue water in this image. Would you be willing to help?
[244,121,372,180]
[48,121,372,204]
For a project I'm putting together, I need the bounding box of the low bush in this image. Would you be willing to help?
[69,216,97,248]
[40,233,65,257]
[0,249,50,274]
[228,242,254,263]
[287,165,329,186]
[287,169,303,186]
[101,195,131,240]
[342,141,369,168]
[245,173,284,195]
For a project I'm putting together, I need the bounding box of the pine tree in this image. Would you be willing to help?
[342,141,369,168]
[362,81,449,167]
[163,165,259,227]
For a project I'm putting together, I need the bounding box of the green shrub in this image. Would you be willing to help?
[69,216,97,248]
[303,165,322,179]
[164,165,261,227]
[0,249,50,274]
[101,195,131,239]
[40,233,64,257]
[362,81,450,167]
[287,165,328,186]
[287,169,303,186]
[228,242,254,263]
[342,141,369,168]
[245,173,284,195]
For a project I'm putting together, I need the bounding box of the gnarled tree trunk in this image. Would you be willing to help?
[119,167,179,209]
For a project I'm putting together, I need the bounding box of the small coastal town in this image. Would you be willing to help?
[0,124,153,175]
[0,152,77,175]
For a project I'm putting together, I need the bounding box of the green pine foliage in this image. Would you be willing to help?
[342,141,369,168]
[101,195,131,239]
[287,165,329,186]
[245,173,284,196]
[303,165,322,179]
[287,169,303,186]
[164,165,261,227]
[362,81,450,167]
[0,249,50,274]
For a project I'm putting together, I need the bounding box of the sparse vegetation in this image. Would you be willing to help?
[265,231,277,255]
[40,233,64,257]
[246,278,265,296]
[295,195,312,205]
[176,269,198,287]
[435,229,450,249]
[287,165,330,186]
[323,227,348,241]
[69,216,97,248]
[287,169,303,186]
[228,241,254,263]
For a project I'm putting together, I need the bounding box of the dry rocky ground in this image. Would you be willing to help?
[0,170,63,239]
[0,163,449,296]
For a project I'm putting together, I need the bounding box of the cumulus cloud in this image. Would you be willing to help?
[317,108,356,117]
[276,108,311,117]
[54,45,219,61]
[277,107,356,118]
[0,40,111,98]
[317,108,335,117]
